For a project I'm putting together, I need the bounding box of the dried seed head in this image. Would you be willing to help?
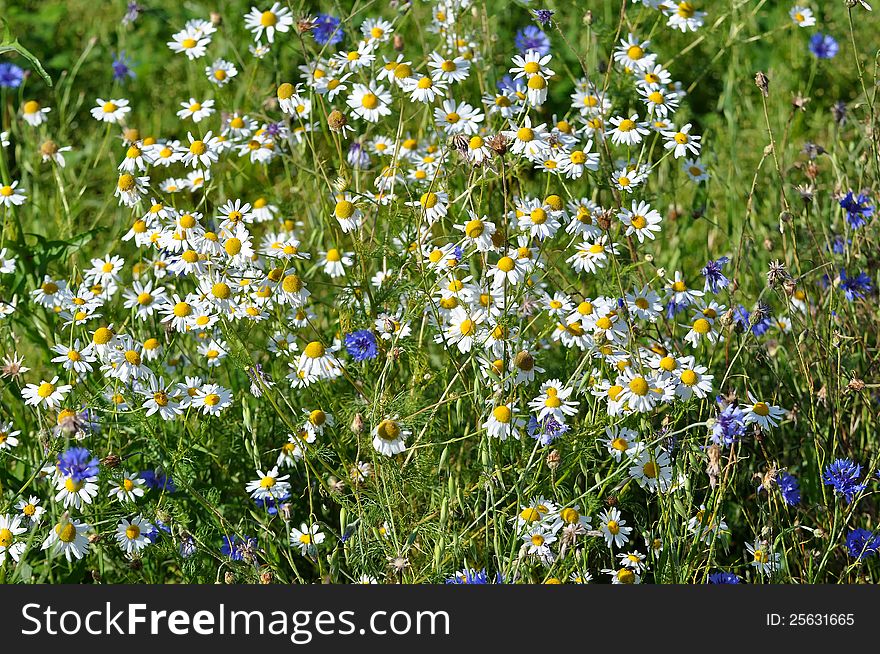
[101,453,121,469]
[210,12,222,25]
[40,140,59,157]
[393,34,405,51]
[327,109,347,131]
[767,260,792,288]
[350,412,365,434]
[487,133,508,154]
[546,449,561,470]
[297,17,316,33]
[792,93,810,111]
[260,570,273,584]
[755,71,770,97]
[224,571,236,584]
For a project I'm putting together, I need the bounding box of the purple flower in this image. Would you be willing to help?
[527,415,569,445]
[515,26,550,56]
[707,571,741,584]
[711,399,746,447]
[839,191,874,229]
[221,535,258,561]
[0,63,25,89]
[312,14,344,46]
[810,33,839,59]
[823,458,866,503]
[531,9,555,26]
[344,329,379,362]
[347,141,370,169]
[57,447,99,482]
[112,51,136,83]
[845,528,880,560]
[122,1,142,25]
[139,469,177,493]
[701,257,730,293]
[839,269,872,301]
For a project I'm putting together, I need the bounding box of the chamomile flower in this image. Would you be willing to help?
[16,496,45,524]
[22,377,72,409]
[347,83,392,122]
[42,516,90,561]
[0,180,27,207]
[0,514,26,564]
[790,6,816,27]
[662,123,701,158]
[90,98,131,123]
[609,113,650,146]
[598,508,632,549]
[206,59,238,86]
[116,516,154,554]
[244,3,293,43]
[177,98,215,123]
[746,539,780,575]
[372,417,410,456]
[247,466,291,501]
[191,383,233,416]
[290,523,325,556]
[168,28,211,59]
[742,393,785,430]
[108,473,147,503]
[629,447,674,493]
[21,100,51,126]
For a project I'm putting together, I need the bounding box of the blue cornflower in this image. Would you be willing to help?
[531,9,555,26]
[180,535,197,558]
[839,191,874,229]
[221,535,258,561]
[527,415,569,446]
[445,568,503,584]
[312,14,344,46]
[347,141,370,169]
[254,490,290,515]
[823,458,866,503]
[112,51,136,83]
[140,469,177,493]
[57,447,100,482]
[810,33,839,59]
[665,299,688,319]
[707,571,741,584]
[777,471,801,506]
[344,329,379,362]
[515,25,550,55]
[839,269,872,301]
[830,236,849,254]
[122,1,142,25]
[845,528,880,560]
[0,63,25,89]
[711,399,746,447]
[701,256,731,293]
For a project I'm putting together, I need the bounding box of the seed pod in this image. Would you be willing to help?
[755,71,770,97]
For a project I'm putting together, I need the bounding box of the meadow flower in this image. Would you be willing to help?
[244,3,293,44]
[22,377,72,409]
[790,6,816,27]
[707,572,741,584]
[177,98,215,123]
[0,180,27,207]
[598,508,632,549]
[290,523,325,556]
[529,379,578,422]
[604,426,641,461]
[515,26,551,56]
[43,516,90,561]
[311,14,344,45]
[116,516,154,554]
[746,539,780,575]
[605,567,641,584]
[0,63,24,88]
[629,447,673,492]
[662,123,701,158]
[823,458,866,503]
[91,98,131,123]
[21,100,51,127]
[344,329,379,362]
[347,83,392,122]
[168,27,211,59]
[742,393,785,430]
[0,513,26,564]
[845,528,880,560]
[838,268,872,301]
[809,33,839,59]
[16,496,44,524]
[191,383,233,416]
[839,191,874,228]
[483,403,525,440]
[609,114,650,146]
[522,527,556,563]
[247,467,291,501]
[619,201,662,242]
[700,256,730,292]
[108,473,147,503]
[372,417,409,456]
[206,59,238,86]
